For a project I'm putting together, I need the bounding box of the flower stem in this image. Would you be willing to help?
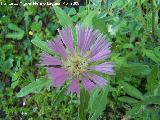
[86,0,90,14]
[146,0,149,30]
[136,0,148,32]
[86,0,88,14]
[151,0,155,38]
[78,88,89,120]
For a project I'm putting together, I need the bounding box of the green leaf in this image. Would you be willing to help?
[8,23,20,31]
[53,5,73,27]
[112,0,126,8]
[17,79,51,97]
[139,96,160,105]
[121,82,144,100]
[146,65,159,95]
[92,17,107,34]
[78,88,90,120]
[122,43,134,49]
[3,58,14,73]
[144,49,160,63]
[11,80,19,89]
[11,69,23,89]
[88,89,100,112]
[89,86,111,120]
[52,85,68,107]
[118,63,151,76]
[52,76,72,107]
[6,23,24,40]
[154,46,160,59]
[6,31,24,40]
[91,0,101,6]
[31,36,55,56]
[31,22,42,32]
[82,9,98,26]
[118,96,139,104]
[68,8,77,15]
[127,105,142,116]
[154,85,160,96]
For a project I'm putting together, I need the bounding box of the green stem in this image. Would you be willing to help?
[146,0,149,30]
[88,0,90,13]
[86,0,90,14]
[136,0,147,29]
[155,2,160,13]
[151,0,155,38]
[86,0,88,14]
[78,88,89,120]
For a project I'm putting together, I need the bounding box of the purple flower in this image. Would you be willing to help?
[40,25,115,98]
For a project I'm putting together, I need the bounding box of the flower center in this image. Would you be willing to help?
[62,53,88,76]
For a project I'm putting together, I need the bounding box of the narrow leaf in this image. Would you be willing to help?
[8,23,20,31]
[121,82,144,100]
[147,65,159,95]
[78,88,90,120]
[89,86,111,120]
[118,63,151,76]
[82,9,98,26]
[139,96,160,105]
[52,85,68,106]
[6,31,24,40]
[31,36,55,56]
[144,49,160,63]
[118,96,139,104]
[53,5,73,27]
[92,17,107,34]
[127,105,142,116]
[6,23,24,40]
[17,79,51,97]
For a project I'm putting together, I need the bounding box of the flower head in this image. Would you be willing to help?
[29,31,33,36]
[40,25,114,98]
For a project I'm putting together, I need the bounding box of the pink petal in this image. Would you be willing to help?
[77,25,85,53]
[47,68,68,88]
[82,29,98,54]
[86,34,111,62]
[91,35,111,55]
[58,27,74,55]
[76,25,98,54]
[68,77,80,98]
[88,73,108,87]
[82,76,96,91]
[89,48,111,62]
[40,52,62,65]
[48,37,67,58]
[88,62,115,75]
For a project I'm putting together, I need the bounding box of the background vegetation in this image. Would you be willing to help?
[0,0,160,119]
